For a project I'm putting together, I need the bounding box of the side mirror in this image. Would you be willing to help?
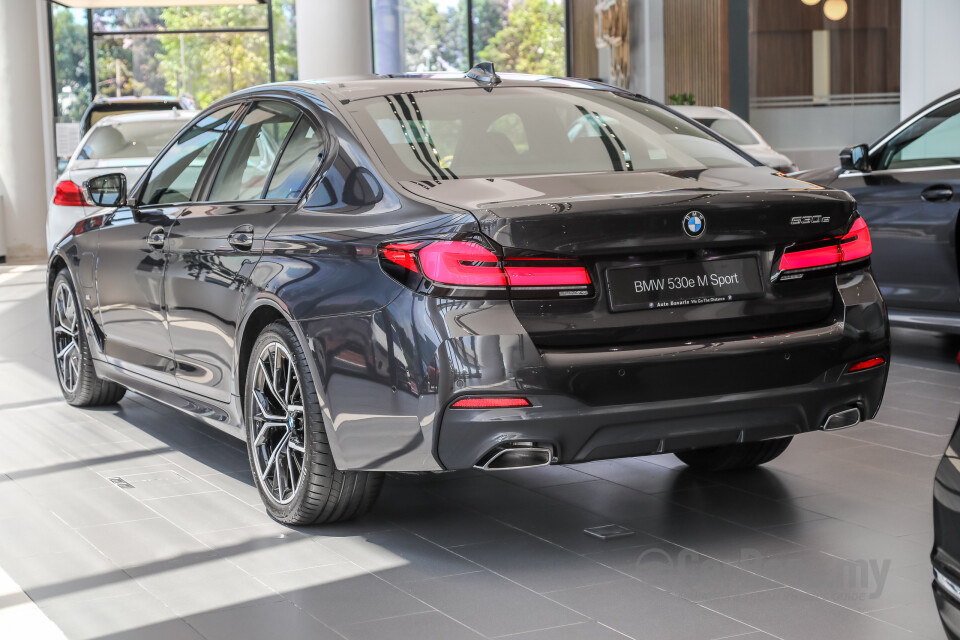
[840,144,870,173]
[83,173,127,208]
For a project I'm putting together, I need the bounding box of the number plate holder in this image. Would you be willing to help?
[605,257,764,312]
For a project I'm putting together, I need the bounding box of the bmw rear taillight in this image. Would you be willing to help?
[777,216,872,274]
[838,217,872,262]
[379,239,592,298]
[53,180,87,207]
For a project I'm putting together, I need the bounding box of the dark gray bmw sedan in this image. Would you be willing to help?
[48,68,889,524]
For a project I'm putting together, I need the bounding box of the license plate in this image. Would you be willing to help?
[606,257,763,312]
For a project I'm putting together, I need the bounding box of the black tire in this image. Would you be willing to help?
[675,437,792,472]
[50,270,126,407]
[244,321,383,525]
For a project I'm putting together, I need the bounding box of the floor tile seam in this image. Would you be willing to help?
[325,569,499,638]
[782,493,937,522]
[399,529,608,627]
[693,597,781,639]
[864,419,956,437]
[134,488,225,503]
[706,576,924,626]
[375,569,488,588]
[827,434,947,458]
[582,543,801,603]
[491,620,636,639]
[699,586,896,640]
[334,607,489,639]
[876,402,960,423]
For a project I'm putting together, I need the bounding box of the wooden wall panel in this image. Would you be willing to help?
[749,0,900,97]
[753,31,811,97]
[570,0,599,79]
[664,0,729,107]
[831,28,891,94]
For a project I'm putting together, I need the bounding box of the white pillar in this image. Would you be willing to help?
[295,0,373,80]
[901,0,960,120]
[0,0,51,263]
[629,0,665,102]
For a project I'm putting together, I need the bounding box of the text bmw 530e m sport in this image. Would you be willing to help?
[48,68,890,525]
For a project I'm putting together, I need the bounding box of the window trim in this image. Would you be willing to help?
[260,112,304,199]
[192,96,329,206]
[131,99,247,208]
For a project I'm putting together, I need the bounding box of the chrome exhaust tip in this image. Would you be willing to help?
[822,407,861,431]
[475,444,554,471]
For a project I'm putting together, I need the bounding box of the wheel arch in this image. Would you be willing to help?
[47,254,69,298]
[234,295,348,468]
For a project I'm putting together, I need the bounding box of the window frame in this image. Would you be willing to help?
[873,100,960,172]
[130,92,333,209]
[194,95,330,206]
[131,100,247,208]
[866,93,960,174]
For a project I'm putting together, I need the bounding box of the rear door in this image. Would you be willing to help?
[164,99,326,401]
[838,96,960,312]
[95,105,240,385]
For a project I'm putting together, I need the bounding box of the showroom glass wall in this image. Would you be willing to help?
[371,0,568,76]
[48,1,296,166]
[746,0,902,168]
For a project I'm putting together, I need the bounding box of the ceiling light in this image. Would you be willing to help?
[823,0,848,20]
[801,0,821,5]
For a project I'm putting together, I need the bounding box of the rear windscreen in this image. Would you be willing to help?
[693,117,760,146]
[77,118,189,160]
[351,87,753,180]
[86,103,180,129]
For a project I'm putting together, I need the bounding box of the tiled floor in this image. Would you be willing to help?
[0,263,955,640]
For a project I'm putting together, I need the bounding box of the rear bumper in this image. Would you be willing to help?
[437,362,886,469]
[308,271,888,472]
[433,271,888,470]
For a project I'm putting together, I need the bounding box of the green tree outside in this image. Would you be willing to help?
[477,0,565,76]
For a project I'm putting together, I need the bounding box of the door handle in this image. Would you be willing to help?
[147,226,166,249]
[921,185,953,202]
[228,225,254,251]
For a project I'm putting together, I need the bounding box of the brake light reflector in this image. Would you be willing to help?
[504,258,591,286]
[839,217,872,262]
[778,217,873,273]
[451,397,531,409]
[418,241,507,286]
[53,180,86,207]
[847,356,885,373]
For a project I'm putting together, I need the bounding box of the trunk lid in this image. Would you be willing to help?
[402,168,856,348]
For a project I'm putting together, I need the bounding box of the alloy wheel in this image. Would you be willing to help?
[53,281,80,394]
[250,341,306,505]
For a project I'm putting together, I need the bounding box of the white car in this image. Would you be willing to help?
[47,109,196,253]
[672,105,798,173]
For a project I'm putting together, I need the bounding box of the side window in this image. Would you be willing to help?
[141,106,238,205]
[207,101,300,202]
[265,117,325,200]
[877,99,960,170]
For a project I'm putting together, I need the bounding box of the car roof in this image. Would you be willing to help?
[671,105,735,119]
[226,73,623,104]
[90,95,186,106]
[89,110,199,128]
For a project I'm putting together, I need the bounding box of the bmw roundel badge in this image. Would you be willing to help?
[683,211,705,238]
